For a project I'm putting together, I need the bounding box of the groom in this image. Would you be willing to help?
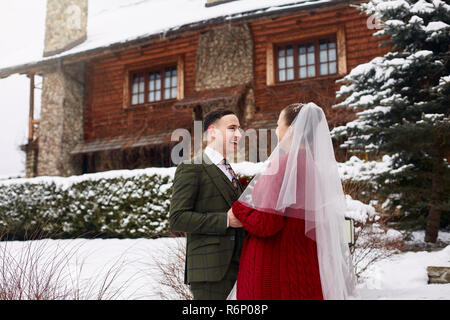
[169,108,247,300]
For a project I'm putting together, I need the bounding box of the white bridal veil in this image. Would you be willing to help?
[232,102,357,300]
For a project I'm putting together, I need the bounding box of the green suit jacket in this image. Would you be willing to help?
[169,152,246,284]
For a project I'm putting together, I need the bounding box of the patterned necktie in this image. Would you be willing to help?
[221,158,238,189]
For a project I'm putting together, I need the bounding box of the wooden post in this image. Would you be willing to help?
[28,72,35,143]
[177,55,185,100]
[337,25,347,76]
[266,42,274,86]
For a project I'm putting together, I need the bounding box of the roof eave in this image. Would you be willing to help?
[0,0,358,79]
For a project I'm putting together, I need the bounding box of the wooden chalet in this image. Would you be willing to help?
[0,0,390,177]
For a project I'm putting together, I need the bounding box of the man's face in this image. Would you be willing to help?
[208,114,242,158]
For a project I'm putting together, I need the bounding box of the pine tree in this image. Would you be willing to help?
[332,0,450,243]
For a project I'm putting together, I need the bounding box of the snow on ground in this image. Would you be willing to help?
[355,229,450,300]
[408,230,450,244]
[1,235,448,300]
[1,155,448,299]
[356,243,450,300]
[0,237,182,300]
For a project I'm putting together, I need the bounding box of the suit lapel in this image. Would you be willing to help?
[202,153,237,206]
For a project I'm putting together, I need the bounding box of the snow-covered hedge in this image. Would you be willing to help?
[0,172,175,239]
[0,159,391,241]
[0,167,255,240]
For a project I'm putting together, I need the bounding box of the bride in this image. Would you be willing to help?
[227,102,357,300]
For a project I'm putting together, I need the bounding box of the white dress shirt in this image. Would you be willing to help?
[204,146,234,228]
[204,146,234,182]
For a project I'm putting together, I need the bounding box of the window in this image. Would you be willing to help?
[147,71,161,102]
[277,45,295,81]
[164,67,178,100]
[318,38,337,76]
[276,36,337,83]
[130,65,178,106]
[266,26,347,85]
[298,43,316,78]
[123,55,184,109]
[131,72,146,105]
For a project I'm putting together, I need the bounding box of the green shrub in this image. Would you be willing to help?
[0,172,254,240]
[0,174,173,240]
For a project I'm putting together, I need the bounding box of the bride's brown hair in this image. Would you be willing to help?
[282,103,305,125]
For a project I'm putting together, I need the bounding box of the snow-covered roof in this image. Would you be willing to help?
[0,0,344,78]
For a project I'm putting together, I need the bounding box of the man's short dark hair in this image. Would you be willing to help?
[203,108,236,132]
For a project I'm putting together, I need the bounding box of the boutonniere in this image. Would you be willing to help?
[238,177,250,188]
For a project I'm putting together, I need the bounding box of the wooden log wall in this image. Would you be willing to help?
[249,5,390,128]
[84,33,199,141]
[84,4,390,142]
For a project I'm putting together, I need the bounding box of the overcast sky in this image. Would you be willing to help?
[0,0,46,177]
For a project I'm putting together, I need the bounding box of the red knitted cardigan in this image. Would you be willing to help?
[232,153,323,300]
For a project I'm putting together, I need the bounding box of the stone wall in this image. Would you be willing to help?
[37,62,85,177]
[24,148,38,178]
[195,24,253,91]
[195,23,255,124]
[44,0,88,57]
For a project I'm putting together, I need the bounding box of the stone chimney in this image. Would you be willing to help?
[205,0,237,7]
[43,0,88,57]
[35,0,88,177]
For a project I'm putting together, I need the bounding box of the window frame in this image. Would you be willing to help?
[123,55,184,109]
[129,64,178,106]
[275,34,338,83]
[266,25,347,86]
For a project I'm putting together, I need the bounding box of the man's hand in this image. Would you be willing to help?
[227,207,243,228]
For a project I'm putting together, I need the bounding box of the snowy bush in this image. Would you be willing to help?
[346,194,404,279]
[0,168,254,240]
[0,173,173,239]
[64,174,173,238]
